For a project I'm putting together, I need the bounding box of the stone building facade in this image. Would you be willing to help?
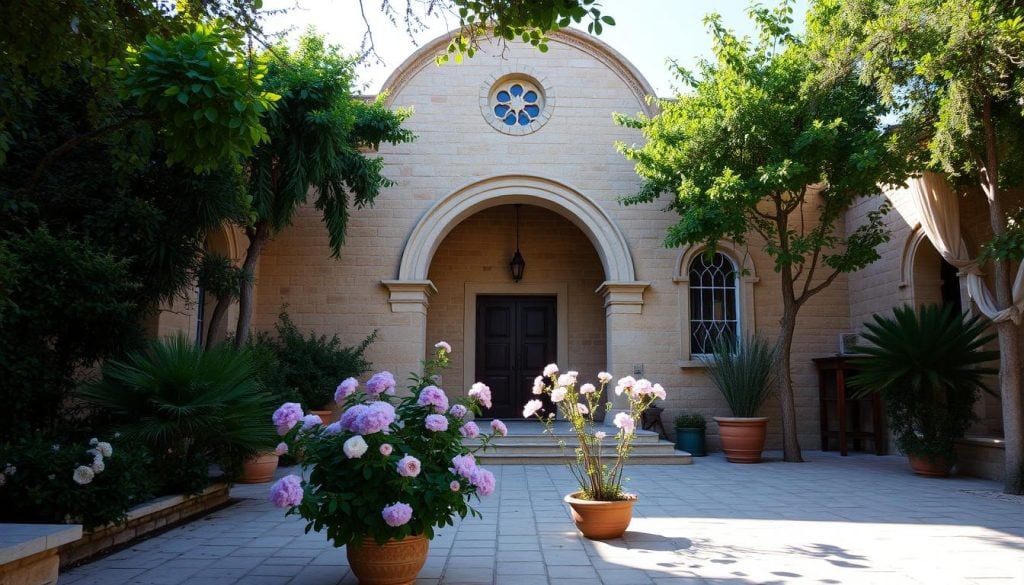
[153,30,1013,457]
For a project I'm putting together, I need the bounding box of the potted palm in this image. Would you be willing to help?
[702,335,776,463]
[849,304,997,476]
[524,366,665,540]
[674,413,706,456]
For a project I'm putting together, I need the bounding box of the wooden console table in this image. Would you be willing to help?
[813,356,886,455]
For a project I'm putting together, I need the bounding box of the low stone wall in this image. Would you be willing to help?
[955,437,1005,481]
[0,524,82,585]
[58,483,229,568]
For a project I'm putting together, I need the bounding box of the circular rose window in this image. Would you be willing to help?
[493,82,542,127]
[481,72,552,135]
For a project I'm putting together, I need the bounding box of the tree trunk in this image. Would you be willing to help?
[204,298,230,349]
[774,300,804,463]
[981,97,1024,494]
[233,225,269,349]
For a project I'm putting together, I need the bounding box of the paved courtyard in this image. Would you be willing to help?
[61,452,1024,585]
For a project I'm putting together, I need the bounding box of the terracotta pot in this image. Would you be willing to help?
[346,534,429,585]
[310,409,334,424]
[908,455,952,477]
[563,491,637,540]
[238,453,279,484]
[714,417,769,463]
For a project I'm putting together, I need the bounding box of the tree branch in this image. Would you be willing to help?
[799,267,843,305]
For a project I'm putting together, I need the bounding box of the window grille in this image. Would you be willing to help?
[689,252,739,355]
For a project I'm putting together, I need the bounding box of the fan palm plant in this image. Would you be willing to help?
[80,335,277,493]
[849,304,998,465]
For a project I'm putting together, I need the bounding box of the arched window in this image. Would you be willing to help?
[688,252,739,355]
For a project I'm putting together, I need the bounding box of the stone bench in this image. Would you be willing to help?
[955,436,1005,481]
[0,524,82,585]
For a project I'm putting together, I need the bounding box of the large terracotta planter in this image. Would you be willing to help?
[346,534,429,585]
[908,454,952,477]
[563,491,636,540]
[238,453,279,484]
[714,416,768,463]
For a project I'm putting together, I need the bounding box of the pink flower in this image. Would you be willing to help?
[652,383,667,400]
[523,399,543,419]
[300,414,322,430]
[633,379,654,396]
[334,377,358,404]
[274,442,288,456]
[379,443,393,456]
[450,480,461,491]
[366,371,396,396]
[269,475,303,508]
[451,453,476,478]
[543,363,559,377]
[469,382,492,409]
[425,414,449,432]
[490,419,508,436]
[595,431,607,440]
[382,502,413,527]
[469,467,496,496]
[434,341,452,354]
[580,383,596,394]
[397,455,421,477]
[339,404,369,432]
[576,403,589,415]
[449,404,468,419]
[272,402,304,435]
[418,385,450,413]
[614,376,636,396]
[613,412,635,434]
[597,372,612,383]
[459,421,480,438]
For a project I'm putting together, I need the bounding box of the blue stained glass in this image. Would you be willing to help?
[510,84,524,97]
[503,113,517,125]
[496,90,510,102]
[524,105,540,117]
[494,104,510,117]
[523,91,538,103]
[518,112,530,126]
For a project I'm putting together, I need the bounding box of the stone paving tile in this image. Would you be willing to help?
[61,451,1024,585]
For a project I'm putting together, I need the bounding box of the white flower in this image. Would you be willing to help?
[557,373,576,388]
[343,435,368,459]
[550,387,568,403]
[632,379,653,396]
[73,466,95,485]
[543,363,559,377]
[576,403,589,415]
[594,431,607,440]
[532,376,545,395]
[434,341,452,354]
[580,383,596,394]
[613,412,635,435]
[89,438,99,446]
[597,372,612,383]
[614,376,636,396]
[95,442,113,458]
[523,399,544,418]
[3,463,15,476]
[91,458,105,474]
[652,383,666,400]
[0,475,5,487]
[51,444,61,452]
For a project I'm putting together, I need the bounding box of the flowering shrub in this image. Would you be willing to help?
[525,365,665,501]
[0,434,154,529]
[270,342,503,545]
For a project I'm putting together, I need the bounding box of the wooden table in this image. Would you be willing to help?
[814,356,886,456]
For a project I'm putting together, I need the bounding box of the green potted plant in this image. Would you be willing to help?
[524,366,665,539]
[702,334,776,463]
[849,304,997,476]
[674,413,706,456]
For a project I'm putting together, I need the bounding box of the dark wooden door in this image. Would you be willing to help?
[475,296,557,419]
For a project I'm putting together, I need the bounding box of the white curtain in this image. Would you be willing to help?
[909,171,1024,324]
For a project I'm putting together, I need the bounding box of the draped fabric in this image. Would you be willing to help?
[909,171,1024,324]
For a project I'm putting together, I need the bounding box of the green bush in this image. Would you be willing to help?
[0,433,154,530]
[251,308,376,410]
[701,335,777,418]
[79,336,277,494]
[674,413,706,430]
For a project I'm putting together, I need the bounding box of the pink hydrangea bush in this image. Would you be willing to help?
[270,342,503,546]
[524,364,664,501]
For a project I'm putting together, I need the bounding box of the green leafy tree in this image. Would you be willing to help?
[228,32,415,347]
[616,2,908,462]
[809,0,1024,493]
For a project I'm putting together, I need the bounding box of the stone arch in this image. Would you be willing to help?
[396,175,636,283]
[899,224,966,310]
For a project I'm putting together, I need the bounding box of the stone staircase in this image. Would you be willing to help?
[467,421,692,465]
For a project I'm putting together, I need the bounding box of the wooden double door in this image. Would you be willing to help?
[475,296,557,419]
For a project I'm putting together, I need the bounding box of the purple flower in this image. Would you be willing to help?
[490,419,508,436]
[300,414,323,430]
[339,404,369,432]
[418,385,450,413]
[366,371,396,396]
[323,421,343,436]
[334,377,358,404]
[470,467,496,496]
[269,475,303,508]
[425,414,449,432]
[272,402,304,435]
[459,421,480,438]
[354,401,396,435]
[449,404,468,419]
[451,453,476,478]
[382,502,413,527]
[274,442,288,456]
[468,382,492,409]
[397,455,421,477]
